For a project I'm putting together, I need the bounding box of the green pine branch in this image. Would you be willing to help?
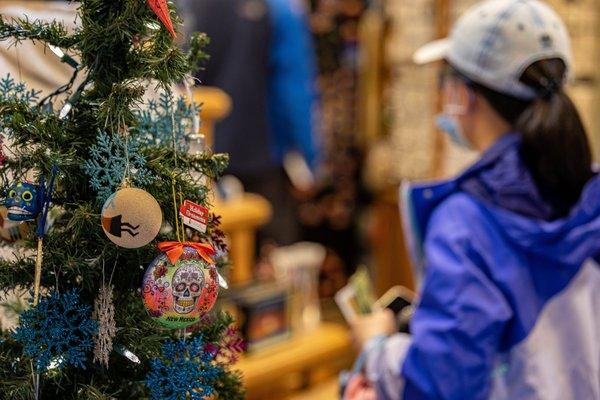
[0,16,78,48]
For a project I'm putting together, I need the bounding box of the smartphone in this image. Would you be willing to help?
[374,286,414,312]
[374,286,415,332]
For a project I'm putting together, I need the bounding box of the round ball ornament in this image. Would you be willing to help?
[142,243,219,329]
[101,187,162,249]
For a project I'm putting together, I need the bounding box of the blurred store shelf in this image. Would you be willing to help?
[237,322,353,400]
[213,194,272,285]
[287,378,340,400]
[192,87,272,285]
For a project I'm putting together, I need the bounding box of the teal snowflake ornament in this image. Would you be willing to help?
[12,290,98,373]
[145,336,223,400]
[0,74,40,105]
[83,130,155,203]
[0,74,42,138]
[133,90,199,152]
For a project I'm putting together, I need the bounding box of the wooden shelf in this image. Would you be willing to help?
[237,322,353,399]
[213,194,272,285]
[214,194,272,232]
[191,86,272,285]
[287,378,341,400]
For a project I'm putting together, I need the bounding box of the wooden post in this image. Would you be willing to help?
[192,86,232,149]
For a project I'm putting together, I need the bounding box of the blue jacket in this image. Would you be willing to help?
[266,0,320,169]
[365,134,600,399]
[189,0,319,175]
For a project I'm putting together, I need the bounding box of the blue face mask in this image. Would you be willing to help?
[436,113,472,149]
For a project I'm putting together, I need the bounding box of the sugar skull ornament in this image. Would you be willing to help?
[142,243,219,329]
[4,181,43,222]
[171,263,205,314]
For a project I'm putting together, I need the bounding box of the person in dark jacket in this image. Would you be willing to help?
[346,1,600,399]
[181,0,319,245]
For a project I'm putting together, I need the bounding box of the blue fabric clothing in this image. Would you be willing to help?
[367,134,600,399]
[189,0,271,175]
[266,0,320,169]
[189,0,319,175]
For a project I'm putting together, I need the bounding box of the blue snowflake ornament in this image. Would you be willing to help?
[145,336,223,400]
[133,90,199,152]
[12,290,98,373]
[83,130,155,203]
[0,74,42,137]
[0,74,40,105]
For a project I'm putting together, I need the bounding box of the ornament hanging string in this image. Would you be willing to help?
[170,97,198,342]
[30,360,40,400]
[124,126,131,185]
[184,75,201,135]
[170,95,186,242]
[118,120,132,188]
[104,112,132,189]
[30,165,58,400]
[171,178,183,242]
[33,165,59,306]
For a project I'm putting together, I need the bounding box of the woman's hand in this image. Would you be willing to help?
[350,309,396,350]
[344,374,378,400]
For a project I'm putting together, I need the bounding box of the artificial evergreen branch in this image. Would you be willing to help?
[0,16,78,48]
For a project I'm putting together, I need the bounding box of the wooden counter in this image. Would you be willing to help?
[237,322,353,399]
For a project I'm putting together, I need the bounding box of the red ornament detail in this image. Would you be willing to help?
[0,134,7,166]
[147,0,176,37]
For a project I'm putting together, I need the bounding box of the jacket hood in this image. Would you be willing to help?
[402,133,600,274]
[479,171,600,267]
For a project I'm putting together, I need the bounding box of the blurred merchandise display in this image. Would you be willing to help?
[229,283,290,352]
[301,0,370,292]
[270,242,326,332]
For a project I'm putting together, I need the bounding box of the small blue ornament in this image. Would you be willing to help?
[134,90,198,152]
[145,337,223,400]
[12,290,98,373]
[4,166,58,237]
[0,74,40,111]
[4,181,43,221]
[83,130,154,203]
[0,74,43,139]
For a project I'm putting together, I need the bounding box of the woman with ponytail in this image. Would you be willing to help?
[345,1,600,399]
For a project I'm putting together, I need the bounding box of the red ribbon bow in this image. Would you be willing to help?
[157,241,216,265]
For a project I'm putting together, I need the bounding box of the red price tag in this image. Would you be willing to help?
[179,200,209,233]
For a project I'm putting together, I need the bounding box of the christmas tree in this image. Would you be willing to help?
[0,1,244,399]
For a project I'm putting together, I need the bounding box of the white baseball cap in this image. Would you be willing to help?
[413,0,572,100]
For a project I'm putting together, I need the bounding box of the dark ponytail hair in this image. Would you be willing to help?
[458,58,594,217]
